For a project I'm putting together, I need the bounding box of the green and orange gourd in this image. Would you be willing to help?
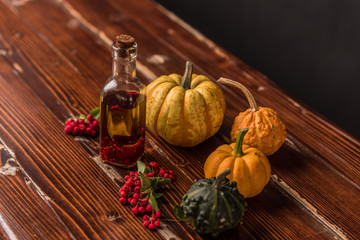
[146,62,226,147]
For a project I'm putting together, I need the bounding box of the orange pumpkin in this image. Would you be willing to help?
[204,128,271,198]
[217,78,286,155]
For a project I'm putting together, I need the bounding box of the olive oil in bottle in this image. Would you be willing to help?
[100,34,146,168]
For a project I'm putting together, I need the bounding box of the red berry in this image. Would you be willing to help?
[66,119,74,124]
[138,206,145,213]
[130,199,137,206]
[132,207,139,215]
[127,177,133,182]
[154,221,160,228]
[148,223,155,230]
[150,217,156,223]
[86,127,92,135]
[90,130,97,136]
[127,197,132,204]
[79,119,85,124]
[132,176,139,181]
[64,126,73,134]
[134,180,140,186]
[134,186,140,193]
[143,215,149,221]
[169,175,175,180]
[132,193,139,199]
[79,124,86,131]
[73,127,80,135]
[124,175,130,181]
[143,220,149,227]
[164,173,169,178]
[169,170,173,175]
[125,181,133,187]
[152,162,159,169]
[119,197,127,205]
[159,170,164,176]
[146,204,152,212]
[87,114,94,121]
[155,210,161,218]
[147,172,154,177]
[120,191,127,198]
[123,185,128,191]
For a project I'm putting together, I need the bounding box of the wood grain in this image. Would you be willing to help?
[0,136,73,239]
[0,0,358,239]
[0,6,166,238]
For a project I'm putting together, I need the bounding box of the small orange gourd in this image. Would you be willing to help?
[204,128,271,198]
[217,78,286,156]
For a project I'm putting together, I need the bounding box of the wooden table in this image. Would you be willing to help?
[0,0,359,239]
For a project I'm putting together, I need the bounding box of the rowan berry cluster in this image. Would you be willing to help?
[144,162,175,180]
[119,161,174,230]
[64,114,99,136]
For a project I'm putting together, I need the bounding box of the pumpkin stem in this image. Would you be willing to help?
[217,77,258,112]
[180,61,193,90]
[213,169,231,190]
[233,128,249,157]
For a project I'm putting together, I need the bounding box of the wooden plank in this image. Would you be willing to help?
[43,0,360,238]
[0,2,198,239]
[0,8,170,239]
[0,136,73,239]
[0,0,351,239]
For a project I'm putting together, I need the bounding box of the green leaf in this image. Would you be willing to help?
[157,178,172,188]
[137,161,151,174]
[144,166,152,174]
[150,177,159,191]
[89,107,100,119]
[174,205,186,221]
[137,161,146,174]
[152,192,163,199]
[149,193,159,211]
[139,173,151,191]
[78,114,87,120]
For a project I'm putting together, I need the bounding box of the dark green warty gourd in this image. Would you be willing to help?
[174,169,247,237]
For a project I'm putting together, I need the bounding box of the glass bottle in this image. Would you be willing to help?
[100,34,146,168]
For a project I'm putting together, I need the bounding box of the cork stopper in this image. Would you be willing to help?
[115,34,135,48]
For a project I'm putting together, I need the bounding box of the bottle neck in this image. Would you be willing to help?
[111,43,137,80]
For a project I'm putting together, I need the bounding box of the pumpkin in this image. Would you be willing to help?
[217,77,286,155]
[146,62,226,147]
[174,169,247,237]
[204,128,271,198]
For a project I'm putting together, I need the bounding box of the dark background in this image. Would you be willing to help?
[155,0,360,139]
